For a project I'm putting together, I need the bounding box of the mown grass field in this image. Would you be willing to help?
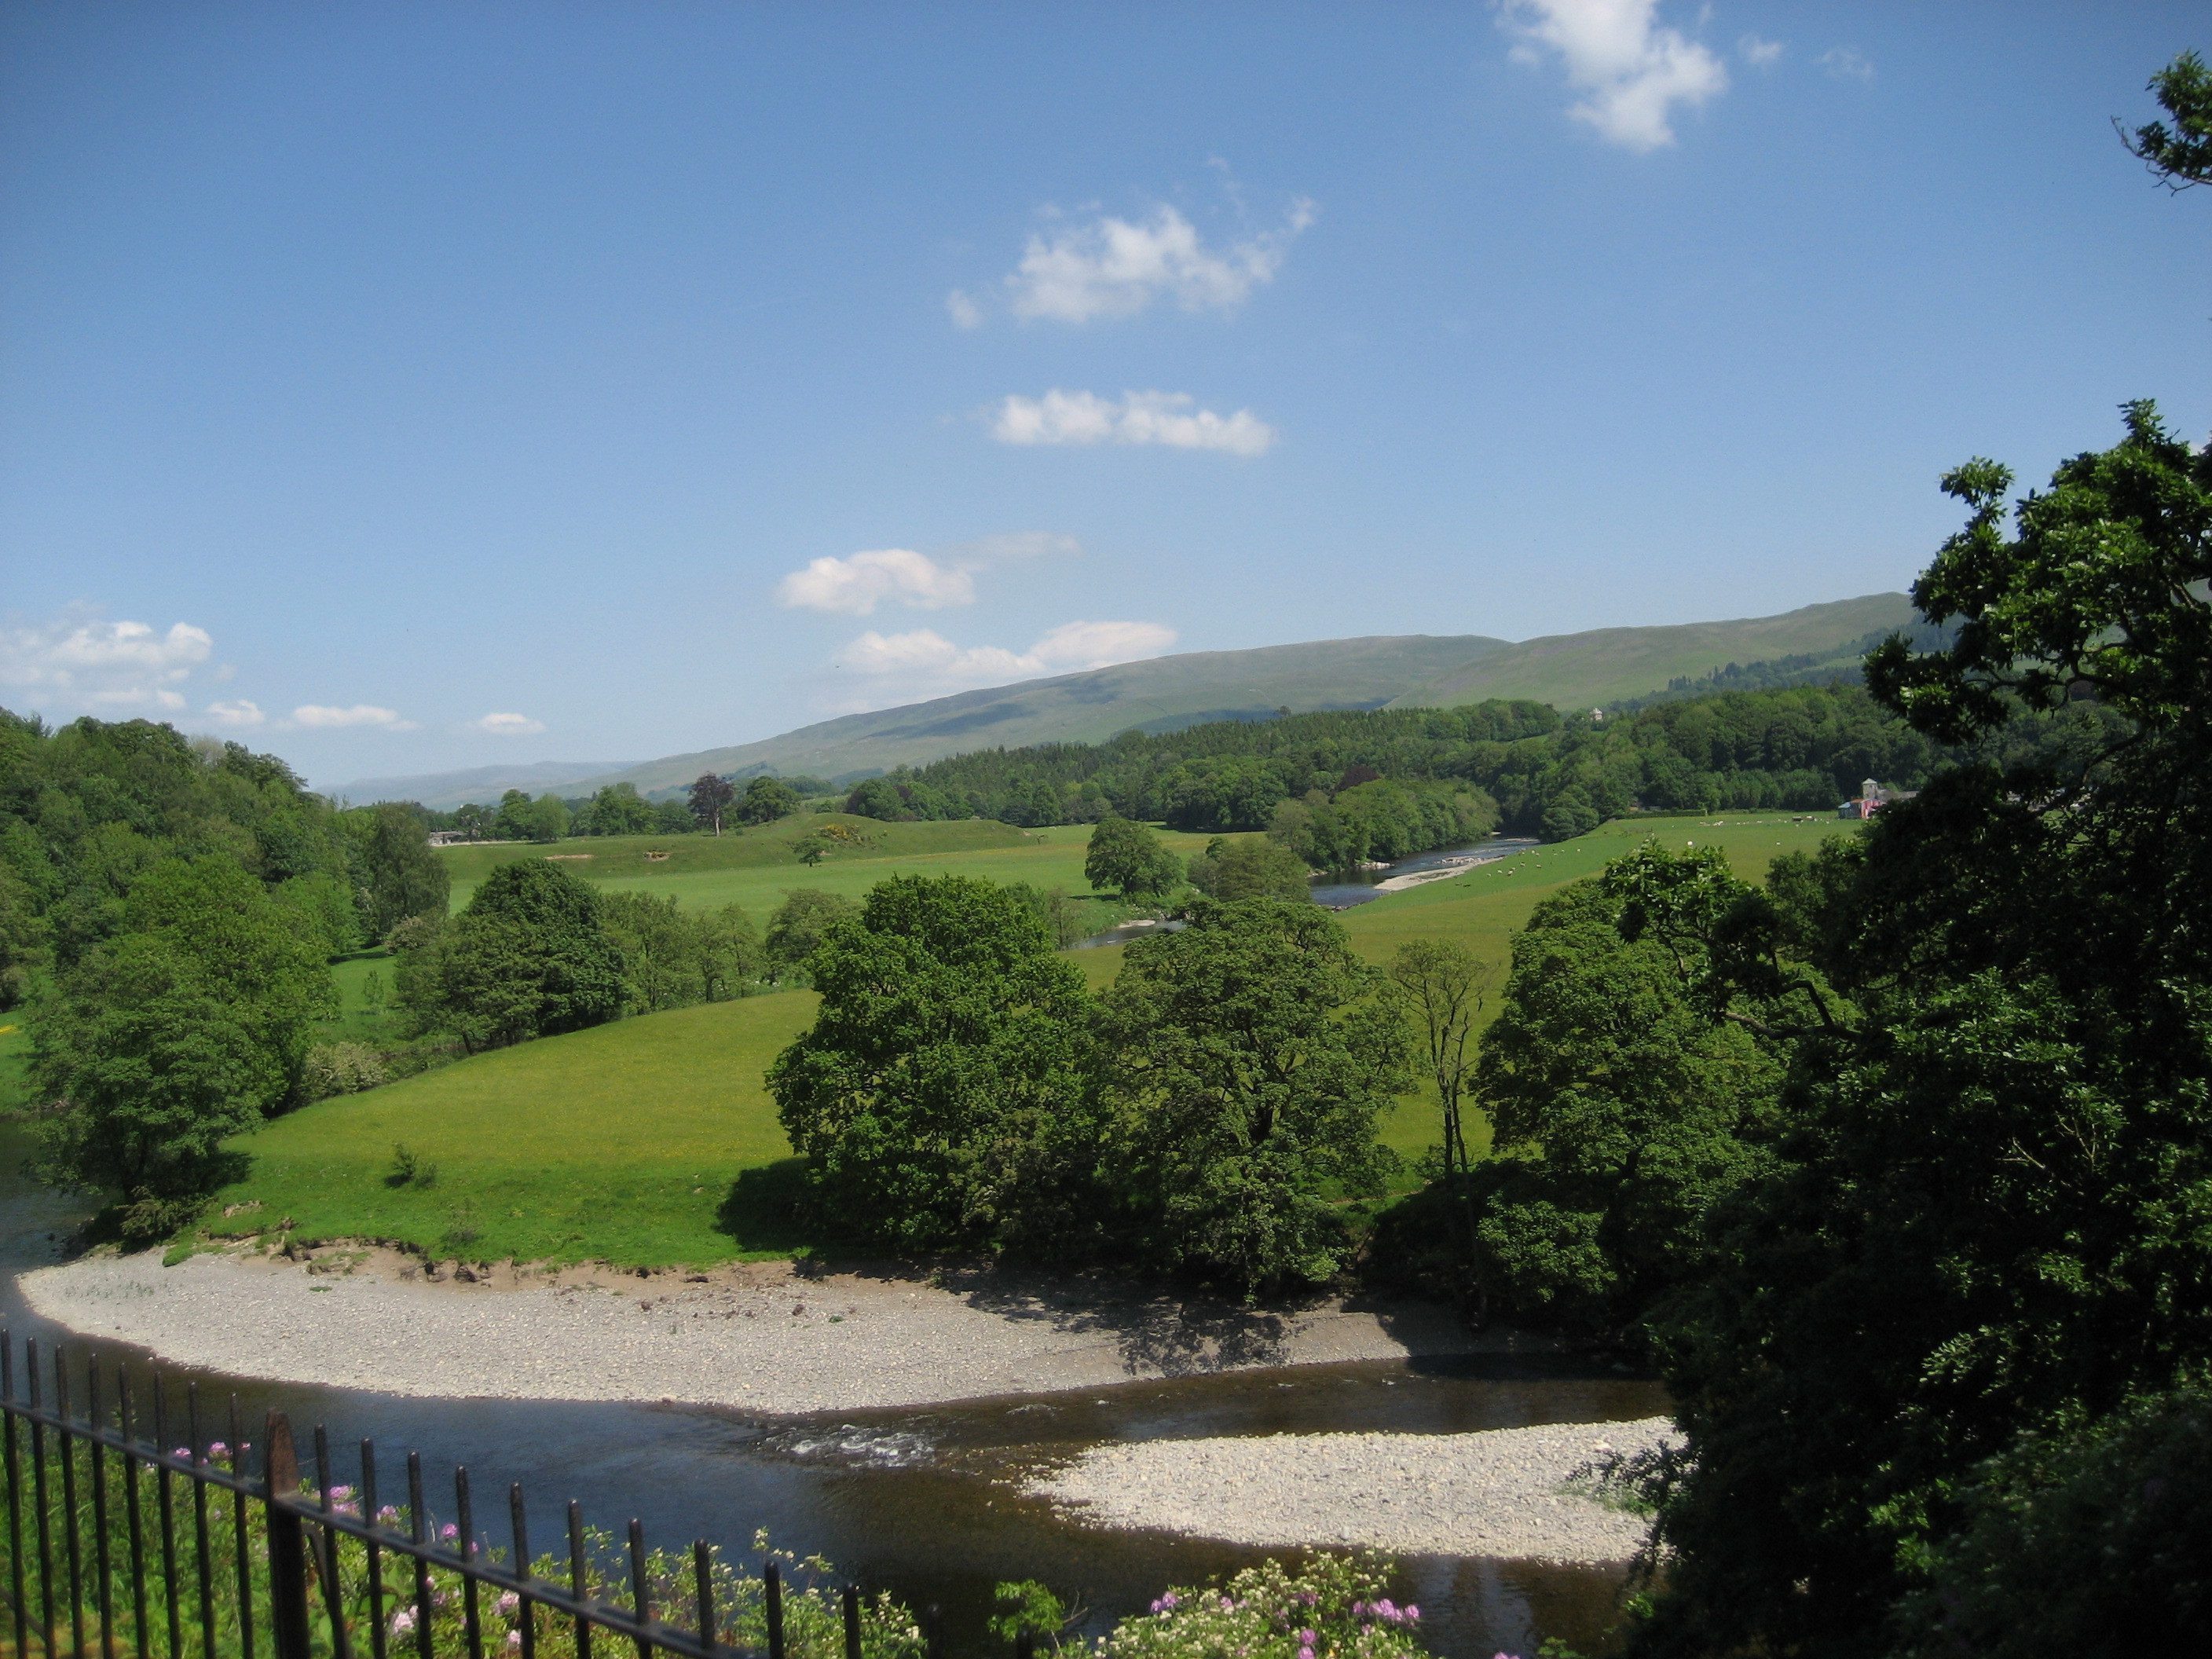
[201,811,1853,1268]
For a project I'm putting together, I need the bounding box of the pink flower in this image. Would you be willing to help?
[391,1610,416,1635]
[1299,1632,1317,1646]
[1404,1606,1420,1622]
[208,1441,229,1459]
[496,1592,521,1617]
[440,1523,460,1542]
[506,1635,522,1650]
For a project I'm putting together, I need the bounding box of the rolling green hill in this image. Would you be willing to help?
[339,595,1915,808]
[571,633,1510,796]
[1388,594,1916,714]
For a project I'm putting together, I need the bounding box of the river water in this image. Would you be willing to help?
[0,1139,1655,1657]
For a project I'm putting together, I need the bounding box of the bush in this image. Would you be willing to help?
[1100,1554,1431,1659]
[302,1042,389,1101]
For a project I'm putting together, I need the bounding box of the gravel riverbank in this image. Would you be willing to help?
[1027,1417,1679,1564]
[20,1248,1516,1414]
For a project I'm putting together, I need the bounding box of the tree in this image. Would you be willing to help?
[1189,836,1309,902]
[768,875,1096,1251]
[31,958,269,1207]
[1471,874,1782,1331]
[29,855,336,1205]
[1083,816,1182,902]
[353,803,449,939]
[398,859,623,1050]
[601,892,759,1012]
[2121,49,2211,189]
[453,803,493,841]
[738,775,800,825]
[763,888,857,984]
[585,784,655,837]
[1389,939,1495,1276]
[1635,401,2212,1656]
[517,793,569,844]
[1096,899,1408,1292]
[688,773,736,835]
[790,832,830,867]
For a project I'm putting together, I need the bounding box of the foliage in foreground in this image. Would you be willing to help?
[1624,397,2212,1656]
[1092,1555,1431,1659]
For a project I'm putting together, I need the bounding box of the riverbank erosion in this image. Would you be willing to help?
[1027,1417,1679,1564]
[20,1248,1529,1413]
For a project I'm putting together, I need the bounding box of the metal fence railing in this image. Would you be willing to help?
[0,1332,1005,1659]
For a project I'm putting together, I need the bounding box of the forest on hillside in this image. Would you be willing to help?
[835,677,2127,848]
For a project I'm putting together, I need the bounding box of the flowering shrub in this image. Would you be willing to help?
[1097,1555,1432,1659]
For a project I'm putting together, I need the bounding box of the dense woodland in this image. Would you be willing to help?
[830,672,2120,851]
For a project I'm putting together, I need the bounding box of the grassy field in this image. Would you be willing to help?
[197,810,1854,1268]
[203,993,822,1265]
[441,817,1221,921]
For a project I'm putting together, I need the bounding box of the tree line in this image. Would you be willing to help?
[834,676,2115,846]
[431,774,820,844]
[0,714,452,1234]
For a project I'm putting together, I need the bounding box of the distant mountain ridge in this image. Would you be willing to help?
[333,594,1916,808]
[324,759,622,811]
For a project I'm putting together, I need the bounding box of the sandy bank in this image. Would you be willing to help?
[1027,1417,1677,1564]
[20,1249,1515,1414]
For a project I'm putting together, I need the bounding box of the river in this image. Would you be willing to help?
[0,1141,1654,1657]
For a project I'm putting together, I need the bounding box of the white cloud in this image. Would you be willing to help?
[775,534,1081,615]
[993,201,1314,324]
[203,699,264,727]
[991,390,1276,456]
[945,288,983,330]
[1739,35,1783,68]
[778,548,977,615]
[1820,46,1873,82]
[476,712,546,736]
[838,619,1179,690]
[291,704,416,731]
[1501,0,1729,152]
[0,614,214,709]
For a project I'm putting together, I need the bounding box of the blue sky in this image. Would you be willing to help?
[3,2,2205,789]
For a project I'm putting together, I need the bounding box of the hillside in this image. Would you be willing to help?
[327,759,623,811]
[336,594,1916,808]
[1389,594,1915,714]
[569,633,1509,797]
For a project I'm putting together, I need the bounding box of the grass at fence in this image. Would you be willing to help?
[0,1425,914,1659]
[203,811,1850,1268]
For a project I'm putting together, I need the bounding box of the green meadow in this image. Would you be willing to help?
[441,816,1222,921]
[199,810,1852,1267]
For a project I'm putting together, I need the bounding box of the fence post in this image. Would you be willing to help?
[263,1413,313,1659]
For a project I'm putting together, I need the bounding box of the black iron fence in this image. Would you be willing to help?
[0,1333,1003,1659]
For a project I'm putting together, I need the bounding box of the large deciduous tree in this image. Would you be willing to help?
[29,855,335,1206]
[1083,815,1183,902]
[687,773,736,834]
[1097,899,1407,1292]
[1635,399,2212,1657]
[353,802,450,939]
[397,859,624,1050]
[768,875,1097,1251]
